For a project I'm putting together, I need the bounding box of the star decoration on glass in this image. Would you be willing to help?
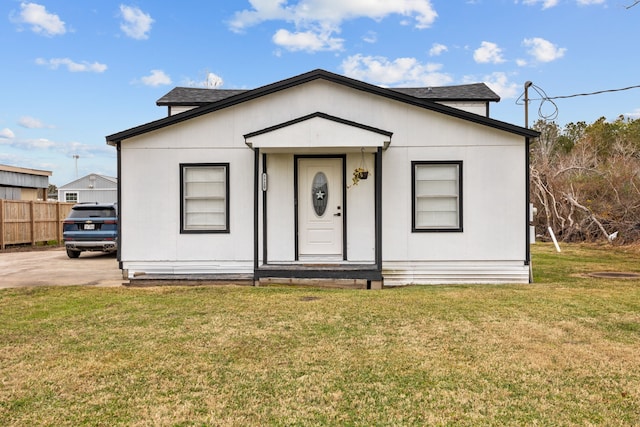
[315,189,325,200]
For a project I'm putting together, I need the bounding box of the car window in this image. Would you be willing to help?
[68,208,117,218]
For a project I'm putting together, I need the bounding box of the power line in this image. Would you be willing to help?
[516,83,640,122]
[516,83,559,121]
[546,84,640,100]
[626,0,640,9]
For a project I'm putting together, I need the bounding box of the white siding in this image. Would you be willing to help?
[170,106,196,115]
[345,152,375,262]
[436,101,487,116]
[264,154,295,262]
[120,142,254,275]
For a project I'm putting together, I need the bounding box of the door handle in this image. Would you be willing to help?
[334,212,341,217]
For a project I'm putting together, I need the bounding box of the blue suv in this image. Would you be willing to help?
[63,203,118,258]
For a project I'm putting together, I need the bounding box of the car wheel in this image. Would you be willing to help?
[66,249,81,258]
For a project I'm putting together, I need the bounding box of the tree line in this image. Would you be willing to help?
[530,116,640,244]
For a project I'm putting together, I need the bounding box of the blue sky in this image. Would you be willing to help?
[1,0,638,186]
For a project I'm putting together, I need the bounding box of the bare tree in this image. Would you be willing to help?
[531,117,640,244]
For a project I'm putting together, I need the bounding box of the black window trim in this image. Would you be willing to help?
[411,160,463,233]
[180,162,230,234]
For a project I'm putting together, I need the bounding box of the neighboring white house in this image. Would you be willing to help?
[106,69,538,287]
[58,174,117,204]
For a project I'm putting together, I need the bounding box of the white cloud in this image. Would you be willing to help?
[363,31,377,44]
[229,0,437,53]
[523,37,566,62]
[65,141,114,157]
[140,70,172,87]
[36,58,107,73]
[0,128,15,139]
[522,0,604,6]
[273,28,344,52]
[120,5,154,40]
[230,0,437,30]
[204,72,224,88]
[13,2,66,36]
[0,135,113,157]
[521,0,559,9]
[474,41,506,64]
[19,116,52,129]
[429,43,448,56]
[229,0,290,31]
[624,108,640,119]
[26,138,56,149]
[340,54,453,87]
[183,72,224,88]
[0,137,54,150]
[476,72,520,99]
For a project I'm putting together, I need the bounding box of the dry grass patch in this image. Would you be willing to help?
[1,243,640,425]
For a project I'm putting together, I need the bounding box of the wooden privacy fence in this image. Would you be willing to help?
[0,200,75,249]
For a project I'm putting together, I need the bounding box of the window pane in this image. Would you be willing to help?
[416,209,458,228]
[69,208,116,218]
[185,181,225,198]
[416,196,457,212]
[415,164,457,181]
[416,179,457,196]
[185,212,226,228]
[185,167,225,182]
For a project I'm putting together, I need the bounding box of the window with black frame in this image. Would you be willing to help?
[180,163,229,233]
[412,161,462,232]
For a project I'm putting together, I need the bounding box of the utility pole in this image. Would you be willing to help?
[524,81,533,129]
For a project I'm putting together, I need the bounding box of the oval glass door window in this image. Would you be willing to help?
[312,172,329,217]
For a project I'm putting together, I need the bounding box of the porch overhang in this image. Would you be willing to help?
[244,112,392,153]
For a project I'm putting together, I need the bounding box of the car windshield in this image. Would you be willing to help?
[68,208,116,218]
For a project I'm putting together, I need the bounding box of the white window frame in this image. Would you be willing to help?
[180,163,229,233]
[412,161,463,232]
[65,192,79,203]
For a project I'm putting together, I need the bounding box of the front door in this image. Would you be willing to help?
[297,157,343,260]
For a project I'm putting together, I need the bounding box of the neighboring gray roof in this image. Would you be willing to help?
[157,83,499,107]
[59,173,117,189]
[0,163,51,177]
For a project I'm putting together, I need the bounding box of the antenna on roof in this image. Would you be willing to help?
[73,154,79,178]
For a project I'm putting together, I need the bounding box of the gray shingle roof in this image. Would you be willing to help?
[157,82,499,107]
[109,69,537,145]
[391,83,500,101]
[157,88,249,106]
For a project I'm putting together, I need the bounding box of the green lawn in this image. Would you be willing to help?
[1,243,640,426]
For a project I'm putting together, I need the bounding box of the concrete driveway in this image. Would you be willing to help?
[0,247,123,289]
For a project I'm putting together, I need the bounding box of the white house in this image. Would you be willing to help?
[106,69,538,287]
[58,173,117,204]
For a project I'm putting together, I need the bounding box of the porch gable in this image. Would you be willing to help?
[244,112,392,152]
